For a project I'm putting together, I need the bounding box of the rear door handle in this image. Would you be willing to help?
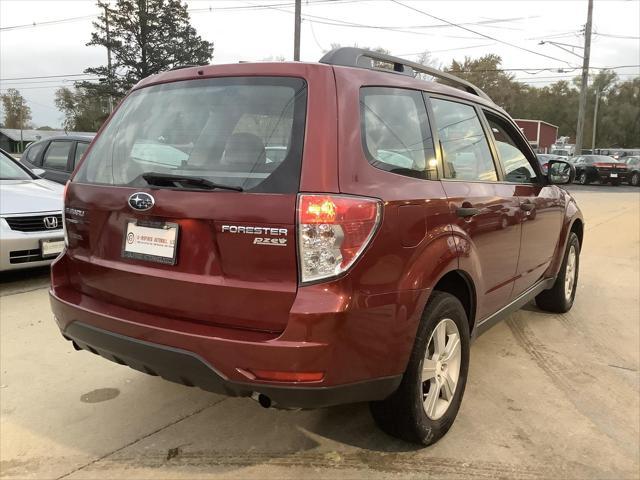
[456,207,480,218]
[520,203,535,211]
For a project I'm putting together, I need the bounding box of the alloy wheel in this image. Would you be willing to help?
[564,245,577,300]
[632,173,639,187]
[421,318,462,420]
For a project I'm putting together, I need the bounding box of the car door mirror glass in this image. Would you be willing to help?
[548,160,574,185]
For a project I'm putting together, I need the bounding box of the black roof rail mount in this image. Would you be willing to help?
[319,47,491,101]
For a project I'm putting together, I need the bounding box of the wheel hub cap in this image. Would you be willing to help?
[564,245,577,299]
[421,318,462,420]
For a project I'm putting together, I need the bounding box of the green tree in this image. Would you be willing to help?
[0,89,32,129]
[55,87,109,132]
[596,77,640,147]
[79,0,214,99]
[446,54,527,112]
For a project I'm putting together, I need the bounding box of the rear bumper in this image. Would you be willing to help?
[50,254,426,408]
[597,171,628,182]
[61,320,401,408]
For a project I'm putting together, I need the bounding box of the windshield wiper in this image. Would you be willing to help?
[140,173,243,192]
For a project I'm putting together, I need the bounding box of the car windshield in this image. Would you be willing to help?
[74,76,308,193]
[0,151,32,180]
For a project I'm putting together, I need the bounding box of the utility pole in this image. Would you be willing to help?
[105,4,114,113]
[293,0,301,61]
[574,0,593,155]
[591,88,600,151]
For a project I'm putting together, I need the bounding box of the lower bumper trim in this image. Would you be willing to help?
[63,321,402,409]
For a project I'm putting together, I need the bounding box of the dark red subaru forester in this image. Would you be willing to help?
[50,48,583,445]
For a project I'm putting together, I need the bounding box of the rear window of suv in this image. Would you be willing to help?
[75,77,307,193]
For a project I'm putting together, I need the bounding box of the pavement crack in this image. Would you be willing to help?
[608,364,638,372]
[55,398,226,480]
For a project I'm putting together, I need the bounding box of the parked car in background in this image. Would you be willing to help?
[536,154,565,174]
[573,154,628,185]
[0,148,64,271]
[50,48,583,446]
[624,156,640,186]
[20,135,94,184]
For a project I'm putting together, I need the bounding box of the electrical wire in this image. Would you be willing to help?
[389,0,579,67]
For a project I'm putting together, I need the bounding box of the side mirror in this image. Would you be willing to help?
[32,168,46,176]
[547,160,574,185]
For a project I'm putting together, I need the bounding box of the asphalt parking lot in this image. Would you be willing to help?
[1,184,638,480]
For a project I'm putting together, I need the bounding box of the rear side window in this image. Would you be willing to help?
[430,98,497,182]
[360,87,436,180]
[43,141,72,170]
[25,141,45,165]
[75,77,308,193]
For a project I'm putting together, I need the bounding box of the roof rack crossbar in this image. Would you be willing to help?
[319,47,491,101]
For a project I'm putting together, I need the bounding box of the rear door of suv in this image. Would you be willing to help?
[64,74,318,333]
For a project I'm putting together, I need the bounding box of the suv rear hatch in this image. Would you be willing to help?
[65,75,308,333]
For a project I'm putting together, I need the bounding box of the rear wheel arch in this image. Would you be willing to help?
[432,270,476,334]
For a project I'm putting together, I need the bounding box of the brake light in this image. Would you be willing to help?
[298,194,381,284]
[62,181,70,247]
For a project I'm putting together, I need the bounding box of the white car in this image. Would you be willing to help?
[0,149,65,271]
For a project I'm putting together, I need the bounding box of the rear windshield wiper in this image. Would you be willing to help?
[141,173,243,192]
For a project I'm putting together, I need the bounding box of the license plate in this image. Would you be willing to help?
[122,220,179,265]
[41,239,64,258]
[610,173,618,178]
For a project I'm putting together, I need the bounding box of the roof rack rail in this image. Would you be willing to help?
[168,64,199,71]
[319,47,491,101]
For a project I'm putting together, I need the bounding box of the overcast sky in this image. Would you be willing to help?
[1,0,639,128]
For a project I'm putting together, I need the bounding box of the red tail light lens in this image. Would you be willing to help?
[298,194,381,283]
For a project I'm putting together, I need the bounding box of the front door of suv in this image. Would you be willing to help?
[428,97,522,320]
[482,111,564,297]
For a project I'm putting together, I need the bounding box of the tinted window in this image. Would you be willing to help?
[430,98,497,181]
[74,142,89,167]
[75,77,308,193]
[485,114,538,183]
[25,141,45,165]
[360,87,437,179]
[43,141,72,170]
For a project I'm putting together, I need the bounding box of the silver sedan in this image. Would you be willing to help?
[0,149,65,271]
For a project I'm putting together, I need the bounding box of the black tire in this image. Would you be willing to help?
[535,232,580,313]
[578,172,589,185]
[370,291,470,446]
[631,172,639,187]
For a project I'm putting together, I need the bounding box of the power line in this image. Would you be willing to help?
[0,14,96,31]
[390,0,579,67]
[0,73,95,81]
[594,32,640,40]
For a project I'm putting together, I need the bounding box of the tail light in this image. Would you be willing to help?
[62,181,70,247]
[297,194,382,284]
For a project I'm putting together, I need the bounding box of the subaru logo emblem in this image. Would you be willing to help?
[43,216,58,229]
[128,192,154,211]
